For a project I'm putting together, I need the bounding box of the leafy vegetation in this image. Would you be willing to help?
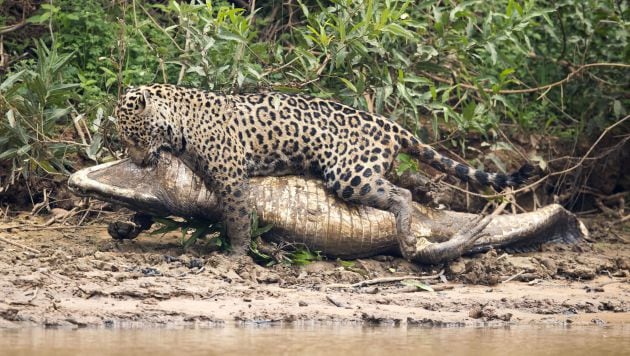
[1,0,627,204]
[151,216,225,250]
[151,211,322,266]
[1,41,80,192]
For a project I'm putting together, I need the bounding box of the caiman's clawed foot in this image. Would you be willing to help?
[250,237,291,264]
[410,212,496,265]
[108,213,154,240]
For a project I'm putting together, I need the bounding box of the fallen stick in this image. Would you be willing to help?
[325,273,443,290]
[0,235,41,254]
[501,270,526,283]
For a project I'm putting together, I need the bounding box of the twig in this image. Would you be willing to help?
[0,18,27,35]
[501,270,525,283]
[611,215,630,228]
[0,235,41,254]
[28,287,39,303]
[397,285,454,293]
[596,278,629,288]
[595,198,618,217]
[77,207,91,226]
[326,295,348,308]
[422,63,630,95]
[261,57,300,76]
[176,0,196,84]
[0,224,100,231]
[439,115,630,199]
[325,273,442,290]
[136,2,183,51]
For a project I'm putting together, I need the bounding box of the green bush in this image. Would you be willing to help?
[0,0,627,198]
[0,41,79,190]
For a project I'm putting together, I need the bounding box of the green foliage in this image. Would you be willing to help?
[151,216,226,250]
[1,0,627,200]
[288,248,323,266]
[151,211,321,266]
[0,41,79,189]
[150,211,270,251]
[395,153,419,176]
[522,0,629,135]
[250,210,273,238]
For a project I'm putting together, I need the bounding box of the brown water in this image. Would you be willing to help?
[1,326,628,356]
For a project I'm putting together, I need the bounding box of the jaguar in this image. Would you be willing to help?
[114,84,532,259]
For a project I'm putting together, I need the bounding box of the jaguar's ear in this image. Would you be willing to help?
[135,89,152,114]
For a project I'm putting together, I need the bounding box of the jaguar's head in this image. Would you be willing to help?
[116,85,184,167]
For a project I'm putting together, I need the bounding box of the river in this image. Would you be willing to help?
[1,325,628,355]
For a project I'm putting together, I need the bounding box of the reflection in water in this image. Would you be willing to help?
[1,325,629,356]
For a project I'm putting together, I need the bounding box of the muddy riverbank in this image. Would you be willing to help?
[0,213,628,329]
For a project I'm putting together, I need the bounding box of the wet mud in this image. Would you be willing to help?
[0,214,628,329]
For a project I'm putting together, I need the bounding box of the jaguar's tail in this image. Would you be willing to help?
[402,138,534,190]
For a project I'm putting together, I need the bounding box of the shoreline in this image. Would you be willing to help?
[1,217,628,330]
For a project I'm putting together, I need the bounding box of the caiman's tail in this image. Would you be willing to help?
[402,137,534,190]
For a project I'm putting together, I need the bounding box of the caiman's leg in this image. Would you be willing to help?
[108,212,154,240]
[410,201,508,264]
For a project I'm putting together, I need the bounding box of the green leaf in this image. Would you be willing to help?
[46,108,72,122]
[27,11,51,24]
[485,42,497,65]
[16,144,32,157]
[0,70,26,92]
[251,211,273,238]
[529,154,547,171]
[6,109,15,128]
[151,217,183,235]
[105,77,117,88]
[37,160,58,174]
[186,66,205,76]
[514,1,524,16]
[339,77,358,93]
[86,134,103,162]
[297,0,309,18]
[396,153,419,176]
[338,259,355,269]
[289,249,321,266]
[401,279,435,292]
[0,148,17,161]
[216,30,246,43]
[380,23,415,40]
[499,68,515,82]
[463,101,476,122]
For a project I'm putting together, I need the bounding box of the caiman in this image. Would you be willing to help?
[68,154,586,264]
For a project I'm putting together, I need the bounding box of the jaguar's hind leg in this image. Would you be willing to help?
[329,175,417,260]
